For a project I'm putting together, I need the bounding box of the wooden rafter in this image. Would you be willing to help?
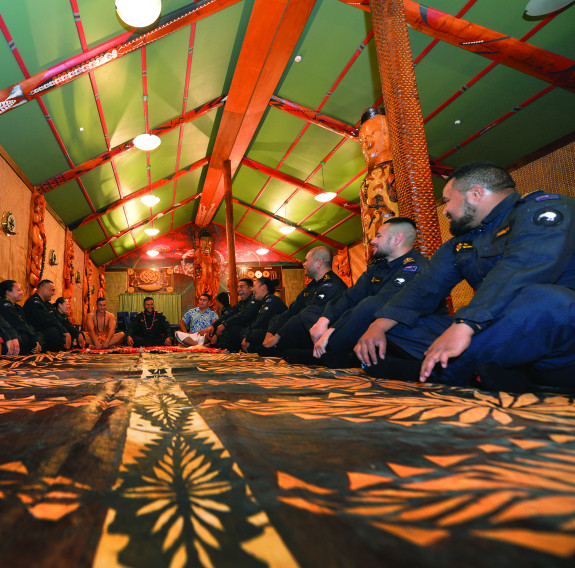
[233,197,343,249]
[241,157,361,215]
[70,157,209,230]
[36,96,225,193]
[195,0,318,227]
[0,0,241,116]
[338,0,575,92]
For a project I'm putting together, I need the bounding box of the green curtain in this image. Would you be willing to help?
[118,293,182,325]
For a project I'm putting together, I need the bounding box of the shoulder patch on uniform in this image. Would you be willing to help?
[322,282,333,288]
[533,208,563,226]
[265,297,272,303]
[3,301,11,307]
[318,293,325,299]
[393,277,407,287]
[534,194,560,202]
[403,265,418,272]
[403,257,415,265]
[496,226,510,238]
[455,242,473,253]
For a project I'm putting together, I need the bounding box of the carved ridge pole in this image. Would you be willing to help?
[369,0,442,256]
[223,160,238,305]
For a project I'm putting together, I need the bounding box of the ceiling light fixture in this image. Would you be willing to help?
[133,133,161,151]
[140,194,160,207]
[256,247,269,255]
[524,0,573,16]
[314,162,336,203]
[144,227,160,236]
[116,0,161,28]
[279,226,295,235]
[147,249,159,257]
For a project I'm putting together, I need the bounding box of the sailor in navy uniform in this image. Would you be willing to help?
[241,277,287,353]
[261,246,348,355]
[355,162,575,392]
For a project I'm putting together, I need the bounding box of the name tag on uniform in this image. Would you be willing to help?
[455,242,473,253]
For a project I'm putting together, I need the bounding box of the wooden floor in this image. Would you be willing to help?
[0,349,574,567]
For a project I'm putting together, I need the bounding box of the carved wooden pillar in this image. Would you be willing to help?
[27,191,46,295]
[224,160,238,305]
[369,0,442,257]
[98,267,106,299]
[63,228,75,300]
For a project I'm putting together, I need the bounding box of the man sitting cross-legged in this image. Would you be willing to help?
[127,297,173,348]
[86,297,125,349]
[309,217,437,367]
[175,293,218,346]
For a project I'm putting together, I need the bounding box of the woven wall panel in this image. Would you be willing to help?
[511,141,575,198]
[348,240,367,285]
[0,156,30,287]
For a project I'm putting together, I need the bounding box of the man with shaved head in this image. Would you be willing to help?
[261,245,348,355]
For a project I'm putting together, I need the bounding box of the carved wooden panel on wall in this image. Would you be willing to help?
[127,268,174,293]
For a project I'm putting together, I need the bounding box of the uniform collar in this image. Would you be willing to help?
[480,191,522,225]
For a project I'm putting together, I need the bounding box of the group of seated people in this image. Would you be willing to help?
[172,161,575,393]
[0,162,573,393]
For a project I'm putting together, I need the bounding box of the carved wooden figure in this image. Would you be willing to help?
[358,107,399,259]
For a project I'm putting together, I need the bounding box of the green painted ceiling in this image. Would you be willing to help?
[0,0,573,266]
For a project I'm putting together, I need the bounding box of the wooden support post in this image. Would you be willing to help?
[224,160,238,305]
[369,0,442,257]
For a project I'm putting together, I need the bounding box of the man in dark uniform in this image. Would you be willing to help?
[0,280,42,355]
[261,246,348,356]
[127,297,173,347]
[205,278,260,352]
[310,217,437,365]
[355,161,575,392]
[241,277,287,353]
[23,279,70,351]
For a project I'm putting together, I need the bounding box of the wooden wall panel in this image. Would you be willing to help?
[0,155,31,287]
[105,271,128,317]
[282,268,304,307]
[348,241,366,285]
[512,140,575,199]
[42,211,66,293]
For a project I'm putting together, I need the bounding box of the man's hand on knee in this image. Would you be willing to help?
[420,322,474,382]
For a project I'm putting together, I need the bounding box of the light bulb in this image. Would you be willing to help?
[147,249,159,257]
[314,192,337,203]
[279,226,296,234]
[116,0,161,27]
[133,133,161,151]
[144,227,160,236]
[140,195,160,207]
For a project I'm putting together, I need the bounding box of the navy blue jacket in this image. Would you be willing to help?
[321,249,428,326]
[269,270,348,335]
[377,191,575,330]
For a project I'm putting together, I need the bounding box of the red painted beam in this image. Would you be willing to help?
[87,191,202,252]
[36,96,225,193]
[269,95,358,138]
[338,0,575,92]
[436,85,556,163]
[0,0,241,116]
[241,157,361,215]
[195,0,318,227]
[233,197,343,249]
[70,156,210,230]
